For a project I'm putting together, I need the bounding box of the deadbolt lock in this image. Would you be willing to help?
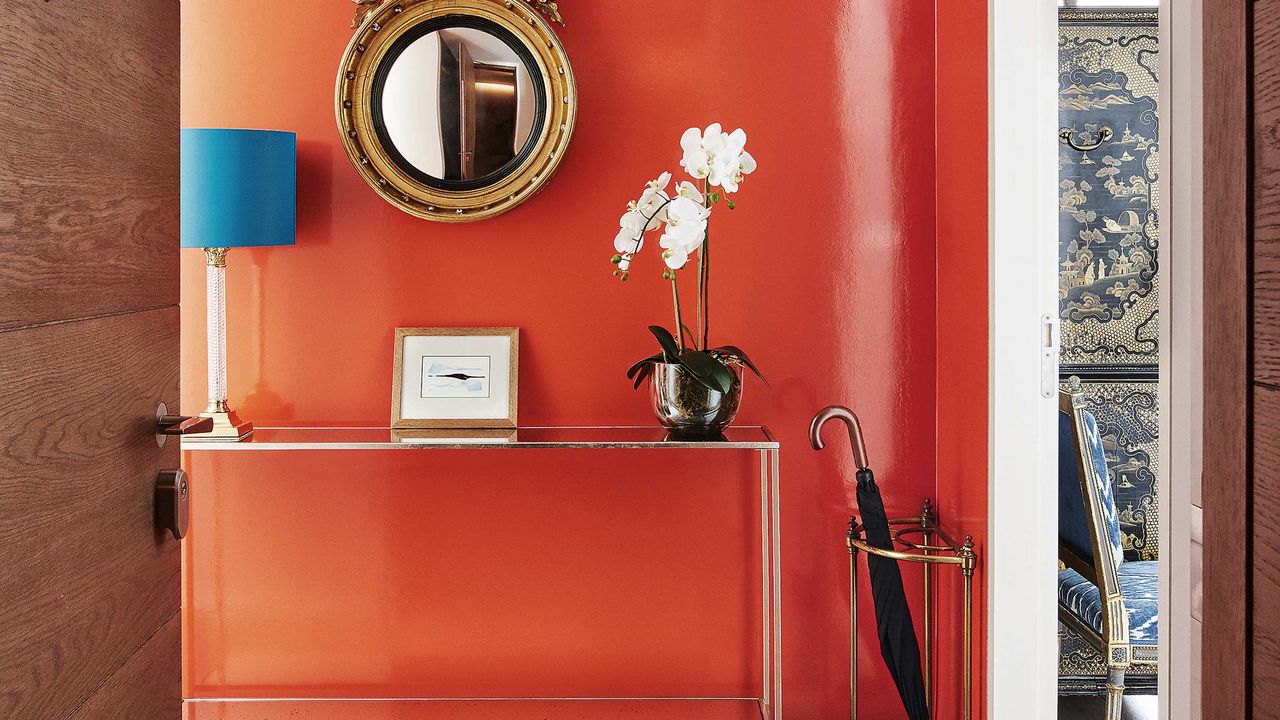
[155,469,190,541]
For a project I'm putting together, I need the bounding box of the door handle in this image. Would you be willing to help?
[156,414,214,436]
[155,469,190,541]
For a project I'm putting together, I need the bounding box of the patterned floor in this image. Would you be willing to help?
[1059,695,1158,720]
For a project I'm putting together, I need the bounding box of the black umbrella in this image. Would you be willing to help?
[811,406,929,720]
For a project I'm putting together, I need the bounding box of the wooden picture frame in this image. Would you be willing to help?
[391,327,519,428]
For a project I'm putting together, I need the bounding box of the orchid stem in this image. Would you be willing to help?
[700,179,710,350]
[696,252,704,350]
[627,196,680,258]
[701,233,709,350]
[672,272,687,351]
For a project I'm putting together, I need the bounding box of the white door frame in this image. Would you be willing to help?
[988,1,1060,717]
[989,2,1200,718]
[1160,0,1201,717]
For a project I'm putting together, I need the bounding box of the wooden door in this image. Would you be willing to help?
[1204,0,1280,717]
[1255,3,1280,717]
[0,2,182,718]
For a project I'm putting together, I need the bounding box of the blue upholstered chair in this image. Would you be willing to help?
[1058,391,1158,719]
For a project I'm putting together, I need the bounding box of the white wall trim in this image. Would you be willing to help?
[988,1,1060,717]
[1161,0,1203,717]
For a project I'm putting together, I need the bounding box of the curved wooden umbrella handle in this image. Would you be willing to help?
[809,405,870,470]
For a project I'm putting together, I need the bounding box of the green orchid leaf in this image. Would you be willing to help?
[648,325,682,362]
[713,345,770,387]
[681,322,698,347]
[632,363,654,390]
[627,352,664,380]
[678,350,732,394]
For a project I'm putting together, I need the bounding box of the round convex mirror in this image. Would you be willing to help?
[337,0,576,222]
[373,20,545,189]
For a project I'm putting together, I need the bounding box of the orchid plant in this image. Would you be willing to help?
[609,124,767,394]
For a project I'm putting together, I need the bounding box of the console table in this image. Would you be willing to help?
[183,426,783,720]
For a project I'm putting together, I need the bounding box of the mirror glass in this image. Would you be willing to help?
[374,22,544,188]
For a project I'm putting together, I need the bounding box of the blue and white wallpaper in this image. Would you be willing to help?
[1057,9,1160,693]
[1059,13,1160,368]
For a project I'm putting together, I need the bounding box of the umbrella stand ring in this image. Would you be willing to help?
[848,522,966,562]
[895,527,963,553]
[847,535,966,566]
[847,502,979,720]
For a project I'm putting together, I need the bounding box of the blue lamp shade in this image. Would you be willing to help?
[181,128,297,249]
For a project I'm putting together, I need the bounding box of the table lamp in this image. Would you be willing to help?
[181,128,296,441]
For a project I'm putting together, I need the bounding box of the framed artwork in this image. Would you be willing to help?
[391,327,518,428]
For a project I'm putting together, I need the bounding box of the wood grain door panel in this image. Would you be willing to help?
[0,309,181,719]
[69,615,182,720]
[1256,0,1280,385]
[1256,386,1280,716]
[0,0,180,331]
[1203,0,1251,715]
[1261,3,1280,717]
[0,0,181,717]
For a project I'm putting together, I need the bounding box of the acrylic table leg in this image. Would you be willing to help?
[758,450,771,718]
[850,546,858,720]
[769,449,782,719]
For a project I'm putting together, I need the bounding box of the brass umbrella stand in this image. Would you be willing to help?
[847,501,977,720]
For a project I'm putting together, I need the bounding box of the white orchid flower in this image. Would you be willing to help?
[614,227,642,255]
[662,245,690,270]
[726,128,747,153]
[680,124,756,194]
[631,172,674,229]
[675,180,704,204]
[648,171,672,192]
[666,195,710,230]
[714,160,739,193]
[614,210,648,254]
[660,196,710,257]
[635,188,670,229]
[680,128,711,179]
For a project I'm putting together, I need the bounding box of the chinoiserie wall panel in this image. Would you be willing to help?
[179,1,988,718]
[0,308,181,720]
[1056,9,1163,692]
[0,0,179,331]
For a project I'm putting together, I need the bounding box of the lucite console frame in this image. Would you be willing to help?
[184,426,783,720]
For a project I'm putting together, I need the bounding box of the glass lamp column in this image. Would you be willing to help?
[194,247,253,440]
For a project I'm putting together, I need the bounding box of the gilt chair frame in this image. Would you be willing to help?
[1058,390,1157,717]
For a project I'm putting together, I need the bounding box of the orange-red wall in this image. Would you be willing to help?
[180,2,987,718]
[935,4,990,719]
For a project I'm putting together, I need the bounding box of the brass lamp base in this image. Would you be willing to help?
[183,406,254,442]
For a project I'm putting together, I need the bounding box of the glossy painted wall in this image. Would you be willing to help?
[180,1,987,718]
[935,3,990,719]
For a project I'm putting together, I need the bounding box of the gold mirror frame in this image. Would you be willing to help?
[336,0,577,222]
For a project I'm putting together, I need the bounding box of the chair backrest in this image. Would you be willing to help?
[1058,391,1124,585]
